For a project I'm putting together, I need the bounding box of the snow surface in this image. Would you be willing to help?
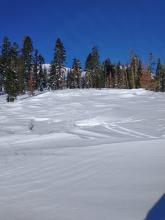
[0,89,165,220]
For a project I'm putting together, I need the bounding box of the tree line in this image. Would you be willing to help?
[0,36,165,102]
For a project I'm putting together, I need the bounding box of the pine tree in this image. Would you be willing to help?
[33,49,39,90]
[1,37,11,89]
[22,36,33,92]
[130,55,141,88]
[124,65,130,89]
[0,37,17,100]
[116,62,122,88]
[67,58,81,89]
[67,69,73,88]
[103,59,114,88]
[38,54,45,91]
[98,64,106,88]
[17,55,25,94]
[6,42,19,101]
[0,55,3,92]
[49,62,56,90]
[137,60,142,87]
[85,47,101,88]
[125,64,132,89]
[32,50,45,91]
[156,59,165,92]
[50,38,66,90]
[148,53,156,75]
[91,47,101,88]
[85,53,93,88]
[43,66,48,90]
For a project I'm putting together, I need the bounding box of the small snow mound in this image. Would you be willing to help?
[120,93,135,98]
[75,118,102,127]
[131,89,148,95]
[32,118,50,122]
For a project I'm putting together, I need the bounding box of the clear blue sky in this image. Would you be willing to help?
[0,0,165,66]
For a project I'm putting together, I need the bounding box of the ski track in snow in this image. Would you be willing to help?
[0,89,165,220]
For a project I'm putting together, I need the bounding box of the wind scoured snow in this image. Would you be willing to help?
[0,89,165,220]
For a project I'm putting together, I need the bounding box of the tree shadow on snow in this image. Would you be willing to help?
[144,194,165,220]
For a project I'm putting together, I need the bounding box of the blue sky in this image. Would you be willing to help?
[0,0,165,66]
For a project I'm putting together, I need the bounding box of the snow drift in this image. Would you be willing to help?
[0,89,165,220]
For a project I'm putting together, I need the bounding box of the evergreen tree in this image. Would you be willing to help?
[156,58,162,91]
[49,62,56,90]
[123,65,129,89]
[130,55,141,88]
[137,60,142,87]
[67,58,81,89]
[85,53,93,88]
[17,55,25,94]
[156,59,165,92]
[22,36,33,92]
[1,37,11,89]
[50,38,66,90]
[103,59,114,88]
[5,42,19,101]
[33,49,39,90]
[115,62,123,88]
[0,37,17,100]
[85,47,102,88]
[67,69,72,88]
[125,64,131,89]
[43,66,48,90]
[148,53,156,75]
[0,55,3,91]
[115,63,129,89]
[99,64,106,88]
[32,50,45,91]
[38,54,45,91]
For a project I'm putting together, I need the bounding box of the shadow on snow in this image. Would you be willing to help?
[144,194,165,220]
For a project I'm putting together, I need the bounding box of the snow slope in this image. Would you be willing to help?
[0,89,165,220]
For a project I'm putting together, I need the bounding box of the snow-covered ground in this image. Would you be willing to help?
[0,89,165,220]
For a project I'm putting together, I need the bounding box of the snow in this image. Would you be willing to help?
[42,64,71,75]
[0,89,165,220]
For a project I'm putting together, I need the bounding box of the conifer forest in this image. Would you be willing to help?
[0,36,165,102]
